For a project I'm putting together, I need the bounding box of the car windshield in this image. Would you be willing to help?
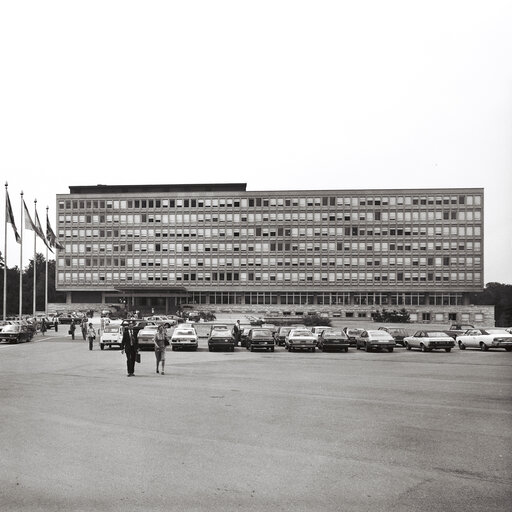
[425,332,449,337]
[323,330,345,338]
[292,330,312,336]
[252,329,273,338]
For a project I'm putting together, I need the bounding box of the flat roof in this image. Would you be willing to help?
[68,183,247,194]
[66,184,483,195]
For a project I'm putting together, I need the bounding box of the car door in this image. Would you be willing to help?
[465,329,480,348]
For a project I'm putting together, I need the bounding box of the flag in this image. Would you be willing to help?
[6,190,21,244]
[46,212,64,250]
[23,200,51,249]
[35,209,53,253]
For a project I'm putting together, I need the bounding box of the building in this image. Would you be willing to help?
[55,184,491,324]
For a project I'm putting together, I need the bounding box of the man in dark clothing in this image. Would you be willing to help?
[233,320,241,346]
[121,322,139,376]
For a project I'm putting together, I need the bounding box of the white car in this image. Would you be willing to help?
[171,326,198,351]
[285,328,317,352]
[309,326,332,341]
[456,329,512,351]
[136,323,162,349]
[143,315,177,328]
[403,331,455,352]
[100,322,123,350]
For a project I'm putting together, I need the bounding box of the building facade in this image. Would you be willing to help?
[55,184,488,324]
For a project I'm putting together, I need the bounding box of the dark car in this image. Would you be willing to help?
[239,326,252,347]
[378,327,409,346]
[208,330,235,352]
[317,329,350,352]
[246,328,275,352]
[0,324,32,344]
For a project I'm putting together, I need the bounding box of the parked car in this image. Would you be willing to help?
[261,324,278,338]
[285,328,317,352]
[356,330,395,352]
[343,328,364,346]
[135,322,160,349]
[0,323,32,343]
[276,325,306,346]
[171,326,198,351]
[378,327,409,346]
[246,328,275,352]
[208,324,231,336]
[455,329,512,351]
[403,331,455,352]
[100,322,124,350]
[239,326,252,347]
[208,329,235,352]
[310,326,332,342]
[317,329,350,352]
[444,324,475,339]
[143,315,177,328]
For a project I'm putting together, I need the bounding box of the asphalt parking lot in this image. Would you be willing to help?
[1,329,511,512]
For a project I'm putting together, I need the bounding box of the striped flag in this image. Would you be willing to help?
[23,200,52,251]
[6,190,21,244]
[46,212,64,250]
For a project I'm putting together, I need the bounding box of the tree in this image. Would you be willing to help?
[0,252,65,315]
[471,283,512,326]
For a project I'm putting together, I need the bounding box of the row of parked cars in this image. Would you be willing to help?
[97,319,512,354]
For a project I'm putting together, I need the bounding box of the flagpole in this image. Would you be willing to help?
[19,191,23,320]
[33,199,37,316]
[3,182,8,321]
[45,207,49,316]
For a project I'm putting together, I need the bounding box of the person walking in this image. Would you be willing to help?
[154,324,168,374]
[40,320,47,336]
[121,322,139,377]
[87,323,96,350]
[54,317,59,332]
[69,321,76,340]
[233,319,241,346]
[81,317,88,340]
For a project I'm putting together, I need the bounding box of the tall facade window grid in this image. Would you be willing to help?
[56,192,483,289]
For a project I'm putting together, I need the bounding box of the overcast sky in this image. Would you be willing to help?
[1,1,511,284]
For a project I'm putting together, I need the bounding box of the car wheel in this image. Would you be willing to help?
[406,343,411,350]
[312,347,315,352]
[356,344,360,350]
[250,346,254,352]
[388,347,394,352]
[445,348,452,352]
[100,344,104,350]
[480,343,489,351]
[208,347,213,352]
[421,344,427,352]
[458,341,466,350]
[506,347,512,352]
[365,343,371,352]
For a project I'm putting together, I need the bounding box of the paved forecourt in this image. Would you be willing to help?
[1,329,511,512]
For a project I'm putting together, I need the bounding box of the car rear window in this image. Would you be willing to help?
[176,329,195,336]
[425,332,450,337]
[323,330,345,338]
[252,329,273,338]
[292,330,312,336]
